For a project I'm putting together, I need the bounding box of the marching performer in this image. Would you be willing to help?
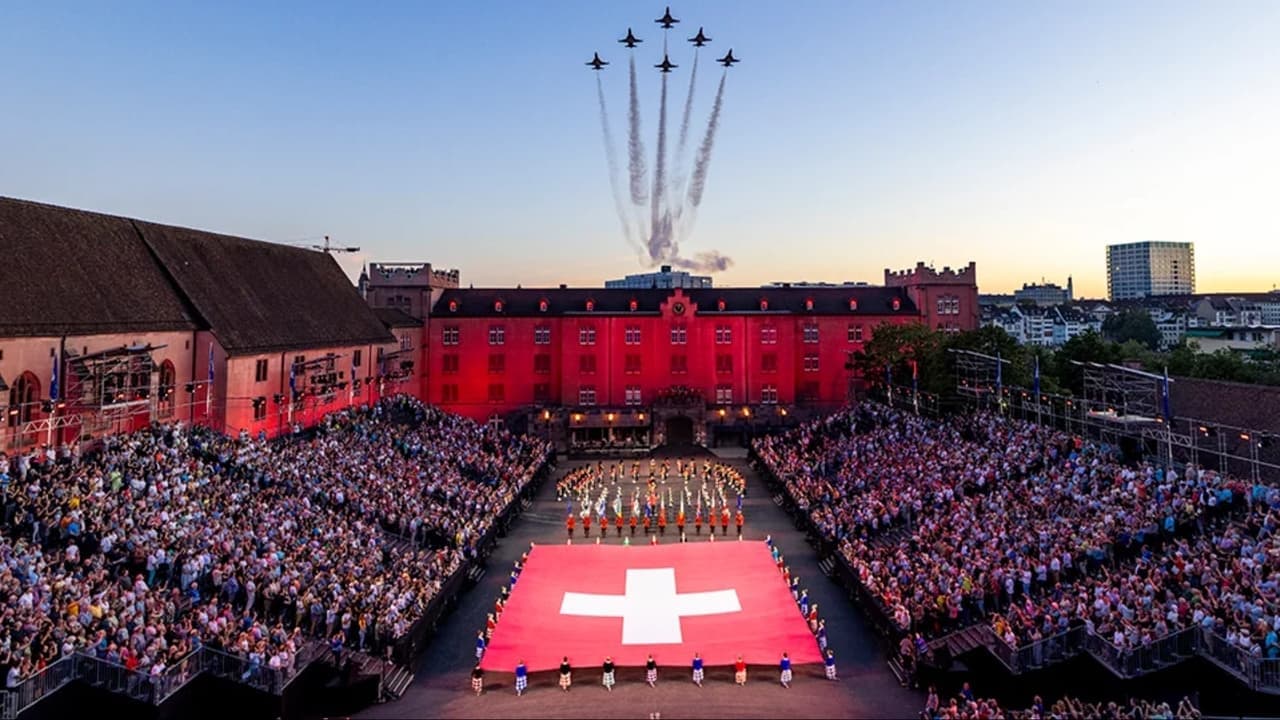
[734,655,747,686]
[645,654,658,687]
[559,656,572,692]
[602,656,616,692]
[824,649,838,680]
[691,652,705,687]
[514,659,528,696]
[779,652,792,689]
[471,665,484,696]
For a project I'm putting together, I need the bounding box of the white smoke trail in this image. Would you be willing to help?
[627,55,648,212]
[648,70,672,264]
[687,71,727,209]
[597,75,640,254]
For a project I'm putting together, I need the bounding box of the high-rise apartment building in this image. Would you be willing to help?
[1106,241,1194,300]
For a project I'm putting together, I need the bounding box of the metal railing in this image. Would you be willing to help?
[0,657,76,720]
[995,626,1088,674]
[1084,625,1199,678]
[1200,629,1280,694]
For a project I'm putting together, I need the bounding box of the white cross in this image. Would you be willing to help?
[559,567,742,644]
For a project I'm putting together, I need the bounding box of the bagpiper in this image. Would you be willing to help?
[824,649,837,680]
[779,652,792,689]
[602,656,616,692]
[645,654,658,687]
[475,630,486,660]
[559,656,572,691]
[691,652,705,687]
[471,665,484,696]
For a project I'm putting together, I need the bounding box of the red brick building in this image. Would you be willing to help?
[0,197,401,452]
[430,265,977,447]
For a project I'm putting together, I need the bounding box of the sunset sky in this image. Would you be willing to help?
[2,1,1278,297]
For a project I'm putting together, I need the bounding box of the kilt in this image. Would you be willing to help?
[602,671,615,688]
[515,675,527,693]
[780,669,793,683]
[825,664,837,680]
[692,668,704,683]
[646,668,657,684]
[734,669,747,684]
[476,646,484,659]
[818,635,828,651]
[472,677,483,693]
[559,672,572,689]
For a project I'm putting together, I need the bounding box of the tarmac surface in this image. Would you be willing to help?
[357,455,924,719]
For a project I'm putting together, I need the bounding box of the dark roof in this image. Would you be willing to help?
[433,286,917,318]
[372,307,422,328]
[1171,376,1280,435]
[0,197,200,336]
[137,220,394,355]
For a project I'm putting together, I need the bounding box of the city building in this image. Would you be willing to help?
[765,280,871,288]
[1184,326,1280,354]
[1191,296,1265,328]
[604,264,713,289]
[985,304,1101,348]
[1106,241,1195,300]
[0,197,401,452]
[359,262,460,398]
[428,262,978,447]
[1012,277,1073,306]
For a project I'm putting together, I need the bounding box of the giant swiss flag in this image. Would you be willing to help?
[480,542,821,672]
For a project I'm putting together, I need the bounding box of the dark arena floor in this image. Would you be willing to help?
[357,456,925,719]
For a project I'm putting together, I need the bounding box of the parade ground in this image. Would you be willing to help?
[358,455,924,719]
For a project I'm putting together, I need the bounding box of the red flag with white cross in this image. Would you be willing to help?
[480,542,821,671]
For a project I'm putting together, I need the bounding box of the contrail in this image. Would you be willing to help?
[597,75,639,253]
[672,250,734,273]
[675,51,700,176]
[627,56,648,209]
[671,50,700,241]
[648,70,671,263]
[687,71,727,208]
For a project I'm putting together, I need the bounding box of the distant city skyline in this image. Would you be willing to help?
[2,1,1278,297]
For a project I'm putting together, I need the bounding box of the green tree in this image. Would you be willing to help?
[1102,308,1162,350]
[851,322,948,394]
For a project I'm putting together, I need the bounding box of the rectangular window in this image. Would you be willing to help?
[442,326,460,345]
[533,354,551,374]
[294,354,305,367]
[441,354,460,374]
[761,326,777,345]
[761,385,778,404]
[488,354,505,374]
[488,383,505,403]
[489,325,506,345]
[847,324,864,342]
[399,334,412,351]
[803,323,820,344]
[624,326,642,345]
[534,326,551,345]
[579,326,597,345]
[761,353,778,373]
[715,385,733,404]
[715,326,732,344]
[670,354,688,374]
[578,386,597,406]
[670,325,687,345]
[533,383,551,403]
[624,385,642,406]
[624,354,642,375]
[803,354,820,372]
[716,354,733,374]
[353,349,363,368]
[441,384,459,403]
[254,359,268,383]
[578,354,597,374]
[253,397,267,421]
[799,381,820,402]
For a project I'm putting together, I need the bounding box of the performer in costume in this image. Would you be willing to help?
[559,657,572,691]
[721,507,730,535]
[629,514,637,536]
[471,665,484,695]
[601,656,615,691]
[676,510,685,534]
[657,511,667,536]
[780,652,792,688]
[691,652,704,687]
[824,649,837,680]
[583,514,591,539]
[734,655,747,686]
[615,513,623,537]
[475,630,485,660]
[566,514,575,539]
[645,655,658,687]
[694,511,703,535]
[514,660,528,696]
[736,510,745,538]
[816,620,828,652]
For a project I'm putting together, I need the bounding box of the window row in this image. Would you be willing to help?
[439,383,788,405]
[441,323,871,346]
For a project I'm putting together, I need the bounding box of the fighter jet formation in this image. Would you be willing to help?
[587,7,740,274]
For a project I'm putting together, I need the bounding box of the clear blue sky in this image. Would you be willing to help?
[3,1,1278,296]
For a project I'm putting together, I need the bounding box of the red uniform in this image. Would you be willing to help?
[694,514,703,534]
[583,515,591,537]
[615,514,624,536]
[676,512,685,531]
[721,508,730,532]
[566,515,575,538]
[735,511,744,536]
[629,515,638,535]
[657,513,667,535]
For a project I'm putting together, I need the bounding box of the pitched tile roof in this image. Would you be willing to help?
[0,197,199,336]
[0,196,394,355]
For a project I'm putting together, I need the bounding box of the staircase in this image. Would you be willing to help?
[381,664,415,701]
[928,625,991,661]
[818,556,836,577]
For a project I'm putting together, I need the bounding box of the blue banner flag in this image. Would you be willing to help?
[1033,355,1041,399]
[1161,367,1173,421]
[50,349,59,401]
[995,352,1003,394]
[207,342,215,383]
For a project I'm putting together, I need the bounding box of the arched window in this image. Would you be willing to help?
[7,371,40,428]
[158,360,176,417]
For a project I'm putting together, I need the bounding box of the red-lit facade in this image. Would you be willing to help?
[428,266,977,442]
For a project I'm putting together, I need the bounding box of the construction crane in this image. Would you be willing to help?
[287,235,360,254]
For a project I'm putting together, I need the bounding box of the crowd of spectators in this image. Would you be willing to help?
[0,396,551,691]
[922,684,1201,720]
[755,403,1279,663]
